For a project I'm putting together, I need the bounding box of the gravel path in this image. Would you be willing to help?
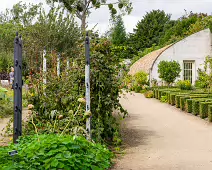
[0,109,28,146]
[113,92,212,170]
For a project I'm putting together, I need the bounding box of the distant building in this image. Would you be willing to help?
[129,29,212,86]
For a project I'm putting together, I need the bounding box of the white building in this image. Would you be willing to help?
[129,28,212,86]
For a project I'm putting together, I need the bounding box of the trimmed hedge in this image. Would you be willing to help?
[175,95,187,108]
[208,105,212,122]
[199,102,212,119]
[180,96,190,111]
[192,99,207,116]
[170,93,176,105]
[155,89,158,99]
[185,99,193,113]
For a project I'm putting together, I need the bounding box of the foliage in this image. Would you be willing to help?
[158,60,181,85]
[199,102,212,119]
[110,15,126,46]
[144,90,154,98]
[26,38,127,144]
[111,45,135,59]
[0,134,113,169]
[170,93,176,105]
[131,44,161,64]
[128,10,171,51]
[185,99,193,113]
[0,87,13,118]
[177,80,192,90]
[208,105,212,122]
[160,95,167,103]
[130,71,148,92]
[195,56,212,90]
[46,0,132,30]
[180,96,190,111]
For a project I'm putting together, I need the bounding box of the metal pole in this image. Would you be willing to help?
[13,32,22,143]
[43,48,47,85]
[57,53,60,76]
[85,32,91,140]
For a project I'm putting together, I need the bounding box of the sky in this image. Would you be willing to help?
[0,0,212,34]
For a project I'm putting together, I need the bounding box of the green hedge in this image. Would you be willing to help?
[180,96,190,111]
[175,95,186,108]
[170,93,176,105]
[199,102,212,119]
[185,99,193,113]
[208,105,212,122]
[155,89,158,99]
[192,99,207,116]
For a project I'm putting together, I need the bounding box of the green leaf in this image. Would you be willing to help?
[51,159,59,167]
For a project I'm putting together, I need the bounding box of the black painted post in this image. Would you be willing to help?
[13,32,23,143]
[85,32,91,140]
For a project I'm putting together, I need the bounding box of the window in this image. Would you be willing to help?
[184,62,193,83]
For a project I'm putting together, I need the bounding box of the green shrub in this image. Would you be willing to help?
[0,135,113,169]
[144,90,154,98]
[158,60,181,85]
[185,99,193,113]
[166,92,172,104]
[199,102,212,119]
[175,95,184,108]
[170,93,176,105]
[177,80,192,90]
[208,105,212,122]
[160,95,168,103]
[180,96,190,111]
[192,99,206,116]
[155,89,158,99]
[158,90,162,100]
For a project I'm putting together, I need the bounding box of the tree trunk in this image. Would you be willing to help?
[81,13,86,32]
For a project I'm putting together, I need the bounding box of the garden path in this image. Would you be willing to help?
[113,92,212,170]
[0,109,28,146]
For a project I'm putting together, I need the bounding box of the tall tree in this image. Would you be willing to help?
[128,10,171,51]
[110,15,126,45]
[46,0,133,31]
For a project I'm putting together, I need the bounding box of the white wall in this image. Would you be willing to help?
[151,29,212,85]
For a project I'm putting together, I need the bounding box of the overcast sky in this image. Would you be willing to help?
[1,0,212,34]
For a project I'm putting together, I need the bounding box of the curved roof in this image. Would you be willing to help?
[128,44,172,75]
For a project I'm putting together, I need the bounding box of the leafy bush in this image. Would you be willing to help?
[177,80,192,90]
[0,135,113,169]
[180,96,190,111]
[185,99,193,113]
[158,60,181,85]
[170,93,176,105]
[0,87,13,118]
[144,90,154,98]
[134,71,148,86]
[130,71,148,92]
[192,99,204,116]
[160,95,167,103]
[26,39,127,143]
[192,99,212,116]
[175,95,183,108]
[199,102,212,119]
[155,89,159,99]
[208,105,212,122]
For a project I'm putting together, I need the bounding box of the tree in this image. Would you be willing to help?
[46,0,133,31]
[128,10,171,51]
[110,15,126,46]
[158,60,181,85]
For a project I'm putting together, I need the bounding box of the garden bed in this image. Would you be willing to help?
[152,88,212,122]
